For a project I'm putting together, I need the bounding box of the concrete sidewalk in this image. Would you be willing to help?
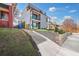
[24,30,79,56]
[38,40,79,56]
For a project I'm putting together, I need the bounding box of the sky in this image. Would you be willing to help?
[17,3,79,24]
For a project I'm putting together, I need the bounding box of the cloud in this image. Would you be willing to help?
[51,16,57,20]
[69,10,77,13]
[64,16,72,19]
[49,7,56,12]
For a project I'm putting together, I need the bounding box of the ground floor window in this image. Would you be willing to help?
[0,11,8,21]
[32,22,40,29]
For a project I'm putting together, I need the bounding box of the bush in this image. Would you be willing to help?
[58,29,65,34]
[54,27,65,34]
[22,21,25,28]
[54,27,59,32]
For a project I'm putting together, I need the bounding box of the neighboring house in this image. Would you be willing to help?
[22,3,48,29]
[47,21,56,30]
[0,3,17,28]
[47,17,56,30]
[0,3,13,28]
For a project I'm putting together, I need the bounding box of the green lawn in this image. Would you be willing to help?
[0,28,40,56]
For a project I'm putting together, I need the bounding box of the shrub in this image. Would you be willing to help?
[54,27,65,34]
[58,29,65,34]
[22,21,25,28]
[54,27,59,32]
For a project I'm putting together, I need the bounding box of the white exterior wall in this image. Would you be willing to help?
[13,18,19,26]
[24,10,31,24]
[40,14,47,29]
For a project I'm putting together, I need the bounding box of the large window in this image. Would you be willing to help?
[32,14,40,20]
[32,14,37,19]
[0,11,8,20]
[37,15,40,20]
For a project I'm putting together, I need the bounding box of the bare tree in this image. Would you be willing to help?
[62,17,77,32]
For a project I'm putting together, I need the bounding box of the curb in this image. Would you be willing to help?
[22,30,41,56]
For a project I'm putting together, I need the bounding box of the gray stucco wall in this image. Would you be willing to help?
[40,14,47,29]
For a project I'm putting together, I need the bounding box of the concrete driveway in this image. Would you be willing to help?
[37,31,61,45]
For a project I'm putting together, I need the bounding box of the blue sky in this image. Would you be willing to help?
[17,3,79,24]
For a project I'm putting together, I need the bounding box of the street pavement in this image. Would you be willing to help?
[62,34,79,53]
[24,30,79,56]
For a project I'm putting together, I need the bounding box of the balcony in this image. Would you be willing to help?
[32,19,40,23]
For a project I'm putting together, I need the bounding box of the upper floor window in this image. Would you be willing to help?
[32,14,37,19]
[32,14,40,20]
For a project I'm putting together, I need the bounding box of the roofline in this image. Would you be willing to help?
[26,3,46,15]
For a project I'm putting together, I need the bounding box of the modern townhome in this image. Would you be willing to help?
[0,3,17,28]
[22,3,48,29]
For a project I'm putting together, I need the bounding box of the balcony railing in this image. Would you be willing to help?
[32,19,40,23]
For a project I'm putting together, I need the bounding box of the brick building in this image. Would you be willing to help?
[0,3,13,28]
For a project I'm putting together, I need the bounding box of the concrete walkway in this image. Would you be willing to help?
[37,31,60,45]
[24,30,79,56]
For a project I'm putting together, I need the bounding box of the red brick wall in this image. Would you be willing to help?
[8,6,13,28]
[0,12,9,28]
[0,5,13,28]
